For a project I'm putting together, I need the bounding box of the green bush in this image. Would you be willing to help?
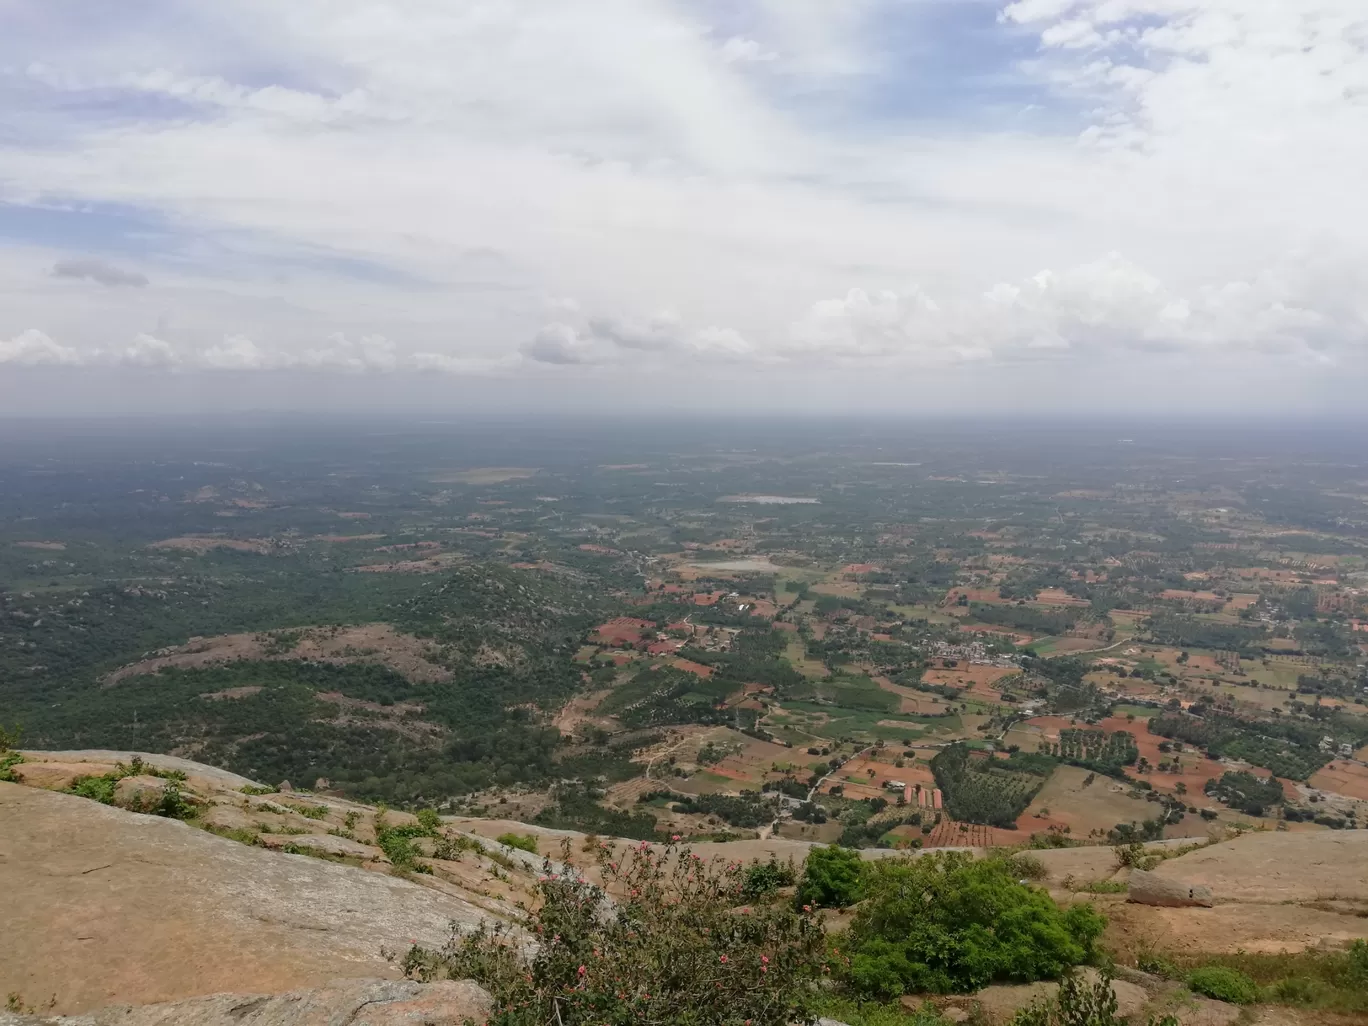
[416,807,442,832]
[1187,966,1259,1004]
[69,773,119,804]
[496,832,539,855]
[797,844,866,909]
[842,853,1106,997]
[1013,970,1177,1026]
[742,857,797,900]
[0,724,23,782]
[402,839,825,1026]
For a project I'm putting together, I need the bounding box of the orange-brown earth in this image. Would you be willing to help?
[104,624,452,685]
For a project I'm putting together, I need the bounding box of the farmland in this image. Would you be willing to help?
[2,418,1366,846]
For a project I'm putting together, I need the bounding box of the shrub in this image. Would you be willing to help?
[842,853,1106,997]
[742,857,797,900]
[402,839,825,1026]
[69,773,119,804]
[797,845,866,908]
[1013,970,1177,1026]
[416,807,443,832]
[496,832,539,855]
[1009,853,1047,881]
[0,724,23,782]
[1187,966,1259,1004]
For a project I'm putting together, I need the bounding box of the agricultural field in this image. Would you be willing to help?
[2,418,1366,847]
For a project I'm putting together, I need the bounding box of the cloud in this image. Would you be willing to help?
[0,329,84,366]
[784,254,1364,366]
[720,37,778,64]
[0,1,1364,409]
[587,312,685,352]
[51,258,149,288]
[198,334,282,370]
[110,332,181,367]
[521,324,596,365]
[298,333,399,372]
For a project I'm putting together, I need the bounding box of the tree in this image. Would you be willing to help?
[842,852,1105,997]
[796,844,865,909]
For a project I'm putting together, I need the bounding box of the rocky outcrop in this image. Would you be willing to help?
[1128,868,1214,908]
[1145,830,1368,904]
[0,783,509,1015]
[0,978,491,1026]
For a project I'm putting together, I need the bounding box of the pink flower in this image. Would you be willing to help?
[671,834,681,842]
[719,955,728,964]
[761,956,769,964]
[802,905,812,913]
[577,965,586,976]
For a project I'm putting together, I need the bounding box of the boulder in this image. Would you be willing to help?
[1128,868,1214,907]
[0,978,491,1026]
[940,969,1150,1025]
[112,775,170,809]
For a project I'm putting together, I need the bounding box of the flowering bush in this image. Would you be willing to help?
[402,839,827,1026]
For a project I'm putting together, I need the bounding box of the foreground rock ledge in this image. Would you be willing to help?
[0,978,492,1026]
[0,782,504,1014]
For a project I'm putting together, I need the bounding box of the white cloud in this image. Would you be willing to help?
[719,37,778,64]
[521,324,597,365]
[587,312,686,352]
[0,0,1364,408]
[298,333,399,372]
[110,332,181,367]
[198,334,282,370]
[0,329,83,366]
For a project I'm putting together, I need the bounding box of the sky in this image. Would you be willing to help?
[1,0,1367,416]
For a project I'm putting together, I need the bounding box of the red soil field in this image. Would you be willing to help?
[1310,761,1368,801]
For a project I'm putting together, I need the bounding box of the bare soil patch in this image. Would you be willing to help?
[872,675,952,715]
[432,467,539,484]
[553,690,615,736]
[149,535,273,554]
[14,540,66,550]
[355,551,463,573]
[1310,761,1368,801]
[199,686,264,700]
[105,624,452,685]
[1033,588,1091,607]
[1017,764,1171,842]
[1095,715,1229,800]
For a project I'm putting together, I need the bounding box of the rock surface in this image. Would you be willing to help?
[1147,830,1368,904]
[0,978,492,1026]
[0,783,506,1015]
[112,775,170,807]
[19,750,260,790]
[955,969,1150,1024]
[1129,868,1215,907]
